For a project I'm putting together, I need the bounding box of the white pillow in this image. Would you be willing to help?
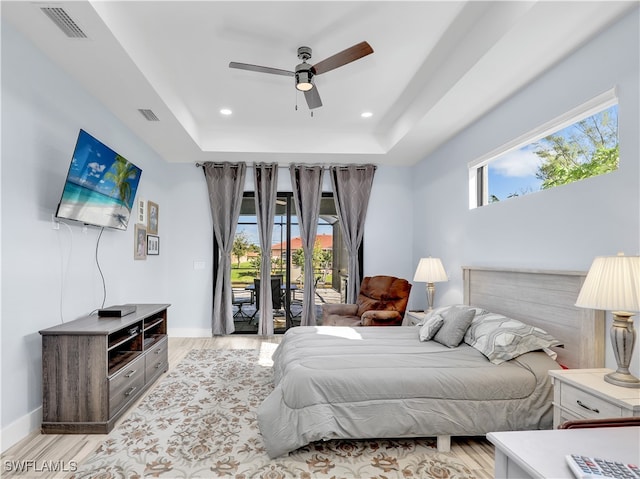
[418,314,445,341]
[416,304,488,326]
[464,312,562,364]
[415,306,448,326]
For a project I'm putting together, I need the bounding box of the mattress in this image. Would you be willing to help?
[258,325,560,458]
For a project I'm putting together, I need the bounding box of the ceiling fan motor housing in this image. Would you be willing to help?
[297,46,312,61]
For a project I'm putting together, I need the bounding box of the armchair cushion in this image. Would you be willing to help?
[356,276,411,317]
[361,310,403,326]
[323,314,362,327]
[322,303,359,317]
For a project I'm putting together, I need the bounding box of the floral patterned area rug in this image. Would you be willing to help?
[71,349,478,479]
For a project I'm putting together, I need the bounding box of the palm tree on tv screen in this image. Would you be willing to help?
[105,155,138,211]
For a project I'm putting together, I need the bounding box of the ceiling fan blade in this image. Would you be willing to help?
[229,62,294,77]
[311,41,374,75]
[304,86,322,110]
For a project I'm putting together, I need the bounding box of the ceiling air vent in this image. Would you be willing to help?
[138,109,160,121]
[40,7,87,39]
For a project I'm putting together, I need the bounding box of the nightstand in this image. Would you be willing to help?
[548,369,640,428]
[403,310,426,326]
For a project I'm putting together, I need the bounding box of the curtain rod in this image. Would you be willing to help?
[195,162,377,170]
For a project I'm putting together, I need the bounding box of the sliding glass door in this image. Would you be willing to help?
[223,192,352,334]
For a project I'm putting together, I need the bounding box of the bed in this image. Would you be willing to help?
[257,267,605,458]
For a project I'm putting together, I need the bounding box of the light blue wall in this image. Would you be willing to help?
[411,9,639,372]
[1,21,176,448]
[0,21,412,449]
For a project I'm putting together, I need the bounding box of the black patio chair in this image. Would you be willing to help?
[251,276,283,322]
[232,289,253,320]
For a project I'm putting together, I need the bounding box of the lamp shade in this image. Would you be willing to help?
[413,257,448,283]
[575,254,640,312]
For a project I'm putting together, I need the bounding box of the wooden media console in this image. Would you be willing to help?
[39,303,170,433]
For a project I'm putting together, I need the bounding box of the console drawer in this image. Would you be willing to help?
[109,355,145,417]
[145,337,168,383]
[560,383,623,419]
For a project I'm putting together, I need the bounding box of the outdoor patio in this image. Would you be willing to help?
[232,287,342,332]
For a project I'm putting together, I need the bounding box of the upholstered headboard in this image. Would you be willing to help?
[462,266,605,369]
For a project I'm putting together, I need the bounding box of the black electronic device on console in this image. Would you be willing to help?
[98,304,137,317]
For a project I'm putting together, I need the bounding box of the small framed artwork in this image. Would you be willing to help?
[134,223,147,260]
[147,235,160,256]
[147,201,159,235]
[137,199,146,224]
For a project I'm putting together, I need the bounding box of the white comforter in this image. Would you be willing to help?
[257,325,560,458]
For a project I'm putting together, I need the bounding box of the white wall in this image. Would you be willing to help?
[412,9,640,374]
[0,21,413,450]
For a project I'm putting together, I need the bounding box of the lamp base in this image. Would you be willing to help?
[604,371,640,388]
[426,283,435,312]
[607,312,640,389]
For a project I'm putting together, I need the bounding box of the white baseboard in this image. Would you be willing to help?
[168,328,211,337]
[1,407,42,453]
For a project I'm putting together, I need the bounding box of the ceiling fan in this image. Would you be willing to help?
[229,41,374,110]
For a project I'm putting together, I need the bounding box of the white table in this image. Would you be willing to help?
[487,426,640,478]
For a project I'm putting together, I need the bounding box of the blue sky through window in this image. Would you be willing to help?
[486,104,617,202]
[236,216,332,247]
[488,145,543,200]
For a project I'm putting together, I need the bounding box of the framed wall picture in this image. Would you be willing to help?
[134,223,147,260]
[137,199,146,224]
[147,235,160,256]
[147,201,159,235]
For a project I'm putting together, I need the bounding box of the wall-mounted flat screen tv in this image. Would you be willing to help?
[55,129,142,231]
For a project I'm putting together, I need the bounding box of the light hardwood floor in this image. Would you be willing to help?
[1,336,495,478]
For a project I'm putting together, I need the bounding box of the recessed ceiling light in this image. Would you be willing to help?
[361,112,373,118]
[220,108,232,115]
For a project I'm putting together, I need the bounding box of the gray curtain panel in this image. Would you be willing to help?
[202,162,247,335]
[330,164,376,303]
[254,163,279,335]
[289,164,324,326]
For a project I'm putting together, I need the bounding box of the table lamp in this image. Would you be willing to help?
[575,253,640,388]
[413,257,448,311]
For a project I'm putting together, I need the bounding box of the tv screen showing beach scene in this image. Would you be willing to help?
[55,130,142,230]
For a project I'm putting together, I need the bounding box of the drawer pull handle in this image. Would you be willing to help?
[125,386,137,397]
[576,400,600,414]
[125,370,137,378]
[155,349,163,355]
[155,362,164,369]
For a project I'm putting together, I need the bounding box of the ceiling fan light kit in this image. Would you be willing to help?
[295,63,314,92]
[229,41,373,110]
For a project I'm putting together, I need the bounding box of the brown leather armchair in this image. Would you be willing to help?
[322,275,412,326]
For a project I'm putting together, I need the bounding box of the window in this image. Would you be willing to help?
[470,90,618,208]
